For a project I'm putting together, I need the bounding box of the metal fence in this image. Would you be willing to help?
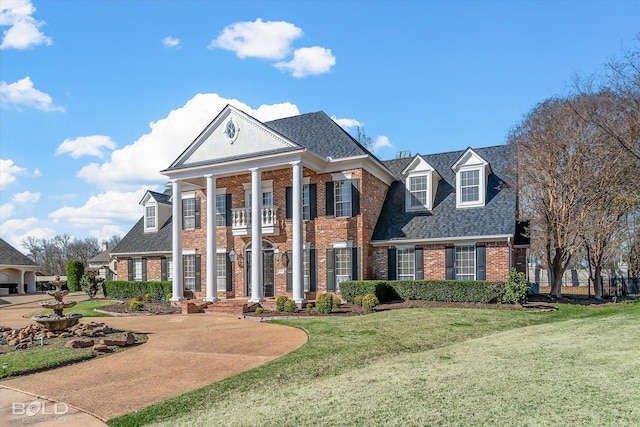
[538,276,639,297]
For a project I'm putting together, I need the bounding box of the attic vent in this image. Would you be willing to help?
[395,150,412,159]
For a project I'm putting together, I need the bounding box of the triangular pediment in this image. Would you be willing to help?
[168,105,299,169]
[451,148,491,173]
[401,154,440,178]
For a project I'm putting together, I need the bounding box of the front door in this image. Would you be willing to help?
[246,249,275,298]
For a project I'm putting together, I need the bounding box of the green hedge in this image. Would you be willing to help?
[339,280,505,304]
[103,281,172,300]
[66,260,84,292]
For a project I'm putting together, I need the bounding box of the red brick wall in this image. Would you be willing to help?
[486,241,510,281]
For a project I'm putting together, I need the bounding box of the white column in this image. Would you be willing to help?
[171,180,184,301]
[17,270,25,294]
[292,161,306,304]
[205,174,218,302]
[249,167,264,302]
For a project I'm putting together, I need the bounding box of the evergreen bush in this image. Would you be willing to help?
[276,295,289,312]
[283,299,297,312]
[103,281,172,300]
[129,298,144,311]
[315,293,333,314]
[66,260,84,292]
[361,294,380,311]
[502,268,530,304]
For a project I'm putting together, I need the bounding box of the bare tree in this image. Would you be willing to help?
[509,97,597,298]
[106,234,122,248]
[21,234,102,275]
[355,126,373,151]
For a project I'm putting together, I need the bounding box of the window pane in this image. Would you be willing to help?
[335,181,352,217]
[302,185,310,220]
[183,199,195,229]
[303,249,310,292]
[216,253,226,291]
[397,248,415,280]
[263,191,272,206]
[184,255,195,291]
[455,246,475,280]
[409,176,428,207]
[216,195,226,227]
[335,248,351,290]
[167,256,173,280]
[460,170,480,203]
[134,259,142,281]
[145,206,156,228]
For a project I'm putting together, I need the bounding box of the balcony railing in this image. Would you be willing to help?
[231,205,279,235]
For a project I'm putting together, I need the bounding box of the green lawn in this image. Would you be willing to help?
[108,301,640,426]
[24,299,118,318]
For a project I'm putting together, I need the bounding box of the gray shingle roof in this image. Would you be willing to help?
[111,217,172,255]
[265,111,371,160]
[148,190,171,205]
[372,145,517,242]
[0,238,38,266]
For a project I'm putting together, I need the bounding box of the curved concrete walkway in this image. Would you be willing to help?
[1,295,308,425]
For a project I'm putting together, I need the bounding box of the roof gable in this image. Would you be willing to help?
[167,105,300,170]
[0,238,38,266]
[401,154,442,179]
[451,147,492,174]
[140,190,172,206]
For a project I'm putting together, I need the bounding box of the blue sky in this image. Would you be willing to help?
[1,0,638,252]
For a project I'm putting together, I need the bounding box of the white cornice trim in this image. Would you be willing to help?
[371,234,513,247]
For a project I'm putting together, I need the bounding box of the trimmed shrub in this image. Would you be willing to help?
[283,299,297,313]
[129,298,144,311]
[339,280,395,303]
[332,297,341,309]
[315,293,333,314]
[166,293,173,303]
[103,281,172,300]
[391,280,503,303]
[143,293,153,302]
[354,295,364,307]
[255,307,264,314]
[276,295,289,312]
[361,294,380,311]
[306,303,313,312]
[66,260,84,292]
[502,268,530,304]
[80,271,100,299]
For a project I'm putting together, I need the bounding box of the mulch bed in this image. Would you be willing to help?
[98,299,181,315]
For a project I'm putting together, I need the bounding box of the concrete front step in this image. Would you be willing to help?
[203,300,261,316]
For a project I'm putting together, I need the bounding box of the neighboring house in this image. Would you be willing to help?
[112,105,528,303]
[0,238,39,294]
[87,242,117,281]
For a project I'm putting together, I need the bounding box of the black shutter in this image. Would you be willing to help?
[310,249,317,291]
[326,249,335,291]
[161,258,167,281]
[309,184,317,219]
[415,247,424,280]
[351,247,359,281]
[127,259,133,281]
[476,245,486,281]
[351,179,360,216]
[325,182,334,216]
[388,248,397,280]
[195,254,201,291]
[142,258,147,281]
[225,194,232,226]
[194,198,201,229]
[286,250,293,292]
[285,186,292,220]
[226,253,233,292]
[445,246,455,280]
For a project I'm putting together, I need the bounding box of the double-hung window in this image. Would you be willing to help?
[302,185,311,220]
[215,195,226,227]
[409,176,428,208]
[303,249,311,292]
[183,255,196,291]
[216,253,226,291]
[397,248,415,280]
[133,258,143,281]
[167,256,173,280]
[183,198,196,229]
[335,248,352,290]
[455,246,475,280]
[460,170,480,203]
[145,205,156,230]
[334,181,352,217]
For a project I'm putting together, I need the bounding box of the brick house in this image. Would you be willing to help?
[111,105,527,304]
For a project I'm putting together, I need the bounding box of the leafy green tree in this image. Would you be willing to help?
[66,260,84,292]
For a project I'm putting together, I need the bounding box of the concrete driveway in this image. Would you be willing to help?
[1,294,308,425]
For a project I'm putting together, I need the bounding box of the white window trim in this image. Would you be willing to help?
[332,240,353,249]
[406,173,432,211]
[144,202,158,232]
[456,166,486,208]
[454,244,476,280]
[397,247,416,280]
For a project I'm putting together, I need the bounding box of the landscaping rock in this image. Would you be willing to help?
[93,344,109,352]
[65,338,94,348]
[122,332,136,345]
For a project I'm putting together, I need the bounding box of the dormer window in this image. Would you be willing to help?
[452,148,491,208]
[145,205,157,231]
[402,155,441,212]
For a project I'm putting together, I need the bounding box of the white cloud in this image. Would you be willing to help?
[49,190,146,228]
[33,168,41,176]
[0,0,52,50]
[0,77,64,112]
[0,203,14,220]
[209,18,302,60]
[56,135,116,159]
[372,135,394,153]
[332,116,362,130]
[162,36,180,48]
[274,46,335,78]
[77,93,299,189]
[0,158,26,189]
[0,217,55,253]
[12,190,40,204]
